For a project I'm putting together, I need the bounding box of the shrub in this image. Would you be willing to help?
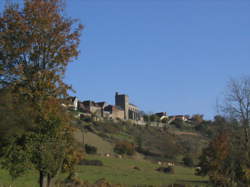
[57,177,124,187]
[167,184,186,187]
[156,166,175,174]
[85,144,97,154]
[79,159,103,166]
[172,119,185,129]
[182,156,194,167]
[80,115,92,122]
[113,141,135,155]
[136,147,160,157]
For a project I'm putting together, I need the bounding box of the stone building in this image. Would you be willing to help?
[65,96,78,111]
[104,105,124,120]
[77,92,141,121]
[115,92,141,121]
[78,100,124,120]
[78,100,103,116]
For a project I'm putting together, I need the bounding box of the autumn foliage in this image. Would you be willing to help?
[114,141,135,156]
[197,129,250,186]
[0,0,83,187]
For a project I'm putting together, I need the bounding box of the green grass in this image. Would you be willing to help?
[0,155,210,187]
[77,155,210,186]
[0,169,39,187]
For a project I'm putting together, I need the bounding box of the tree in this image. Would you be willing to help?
[191,114,204,125]
[197,77,250,186]
[197,131,235,186]
[0,1,83,187]
[219,76,250,168]
[114,141,135,156]
[149,114,160,122]
[220,76,250,126]
[182,156,194,167]
[143,115,150,122]
[197,129,250,186]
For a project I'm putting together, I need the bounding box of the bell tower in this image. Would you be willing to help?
[115,92,129,120]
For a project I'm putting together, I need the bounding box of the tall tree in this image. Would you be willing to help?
[0,0,83,187]
[197,129,249,186]
[220,76,250,163]
[198,76,250,186]
[220,76,250,126]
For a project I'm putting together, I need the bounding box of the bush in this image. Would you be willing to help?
[113,141,135,155]
[80,115,92,122]
[172,119,185,129]
[182,156,194,167]
[79,159,103,166]
[57,177,124,187]
[156,166,175,174]
[85,144,97,154]
[167,184,186,187]
[136,147,160,157]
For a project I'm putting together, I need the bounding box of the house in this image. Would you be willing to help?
[169,115,188,121]
[64,96,78,111]
[74,92,142,122]
[78,100,103,117]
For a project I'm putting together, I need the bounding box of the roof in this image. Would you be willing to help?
[82,100,100,107]
[129,103,138,107]
[115,92,128,97]
[104,105,124,113]
[96,102,107,107]
[67,96,77,102]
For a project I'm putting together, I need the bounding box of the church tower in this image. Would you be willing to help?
[115,92,129,120]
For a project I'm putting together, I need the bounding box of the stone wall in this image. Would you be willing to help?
[112,107,125,120]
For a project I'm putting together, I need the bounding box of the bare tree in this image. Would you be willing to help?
[220,76,250,152]
[221,76,250,126]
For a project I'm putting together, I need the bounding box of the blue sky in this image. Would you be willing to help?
[1,0,250,119]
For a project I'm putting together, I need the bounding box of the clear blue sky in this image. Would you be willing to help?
[1,0,250,119]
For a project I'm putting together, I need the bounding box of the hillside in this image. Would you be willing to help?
[0,117,213,187]
[76,118,210,164]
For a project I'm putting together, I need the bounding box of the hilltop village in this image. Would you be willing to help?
[65,92,190,125]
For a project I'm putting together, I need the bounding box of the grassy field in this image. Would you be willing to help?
[0,155,210,187]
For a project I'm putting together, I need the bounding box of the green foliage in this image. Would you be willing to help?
[197,129,250,186]
[113,141,135,156]
[94,120,121,134]
[172,119,185,129]
[143,114,160,122]
[182,156,194,167]
[143,115,150,122]
[1,136,32,179]
[191,114,204,125]
[80,115,93,123]
[164,137,181,159]
[135,135,143,149]
[85,144,97,154]
[0,1,83,187]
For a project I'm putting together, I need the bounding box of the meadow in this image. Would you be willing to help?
[0,155,210,187]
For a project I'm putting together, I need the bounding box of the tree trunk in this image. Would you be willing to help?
[47,174,54,187]
[242,119,250,168]
[39,171,47,187]
[244,127,249,148]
